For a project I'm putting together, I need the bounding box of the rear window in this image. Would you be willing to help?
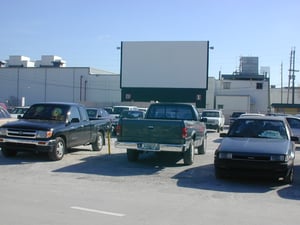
[146,105,195,120]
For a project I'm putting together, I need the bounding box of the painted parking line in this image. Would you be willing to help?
[71,206,125,217]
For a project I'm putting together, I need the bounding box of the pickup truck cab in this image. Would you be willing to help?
[115,103,207,165]
[0,102,110,160]
[201,109,225,132]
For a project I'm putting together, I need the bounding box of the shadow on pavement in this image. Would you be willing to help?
[53,151,186,176]
[172,164,300,200]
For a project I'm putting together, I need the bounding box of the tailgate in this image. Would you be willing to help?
[118,119,184,144]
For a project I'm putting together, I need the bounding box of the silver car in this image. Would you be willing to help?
[214,116,298,184]
[285,115,300,143]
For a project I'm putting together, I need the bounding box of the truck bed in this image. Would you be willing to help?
[117,118,185,145]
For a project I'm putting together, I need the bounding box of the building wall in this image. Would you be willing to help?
[2,66,300,114]
[205,77,216,109]
[270,86,300,105]
[0,67,121,107]
[216,95,250,122]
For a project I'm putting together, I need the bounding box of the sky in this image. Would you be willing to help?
[1,0,300,87]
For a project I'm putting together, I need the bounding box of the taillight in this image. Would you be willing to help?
[182,127,188,138]
[116,124,121,136]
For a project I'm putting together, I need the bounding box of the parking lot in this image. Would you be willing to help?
[1,130,300,225]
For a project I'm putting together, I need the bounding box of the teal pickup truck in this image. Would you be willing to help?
[115,103,207,165]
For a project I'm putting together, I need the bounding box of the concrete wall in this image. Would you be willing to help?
[0,67,121,107]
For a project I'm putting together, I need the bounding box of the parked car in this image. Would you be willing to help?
[119,110,145,119]
[115,103,207,165]
[10,106,30,118]
[111,105,139,135]
[229,112,246,126]
[285,115,300,143]
[86,107,114,121]
[201,109,225,132]
[214,115,298,183]
[0,102,110,160]
[0,106,17,126]
[0,103,7,110]
[104,107,113,114]
[239,113,265,117]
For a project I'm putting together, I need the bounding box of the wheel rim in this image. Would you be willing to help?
[190,142,194,162]
[56,141,64,158]
[97,134,103,148]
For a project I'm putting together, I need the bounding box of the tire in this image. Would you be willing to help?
[197,135,207,155]
[127,149,139,162]
[183,140,194,165]
[1,148,17,157]
[283,167,294,184]
[92,132,104,151]
[48,137,65,161]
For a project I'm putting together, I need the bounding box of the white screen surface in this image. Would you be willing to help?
[121,41,208,89]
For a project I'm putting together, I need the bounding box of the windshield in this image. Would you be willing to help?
[11,107,29,114]
[23,104,69,121]
[202,111,219,117]
[228,119,288,139]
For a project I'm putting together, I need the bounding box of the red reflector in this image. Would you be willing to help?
[182,127,188,138]
[116,125,121,136]
[0,138,3,142]
[38,142,47,145]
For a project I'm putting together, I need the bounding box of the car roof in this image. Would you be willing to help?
[284,115,300,119]
[238,115,286,121]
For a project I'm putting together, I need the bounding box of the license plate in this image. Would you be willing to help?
[137,143,160,151]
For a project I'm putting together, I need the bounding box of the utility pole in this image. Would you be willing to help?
[281,62,283,104]
[287,47,299,104]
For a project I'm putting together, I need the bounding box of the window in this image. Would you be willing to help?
[256,83,263,89]
[69,106,81,121]
[223,82,231,89]
[79,106,89,121]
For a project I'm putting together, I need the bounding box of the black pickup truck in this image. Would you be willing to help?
[115,103,207,165]
[0,102,110,160]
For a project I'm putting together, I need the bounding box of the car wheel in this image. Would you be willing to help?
[183,140,194,165]
[1,148,17,157]
[197,135,207,154]
[127,149,139,161]
[92,132,104,151]
[48,137,65,161]
[283,167,294,184]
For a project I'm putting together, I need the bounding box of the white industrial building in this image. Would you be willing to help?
[0,55,121,107]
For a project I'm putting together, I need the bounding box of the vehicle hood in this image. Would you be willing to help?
[219,137,291,154]
[1,119,66,130]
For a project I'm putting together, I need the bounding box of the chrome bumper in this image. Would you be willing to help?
[0,137,56,146]
[115,141,187,152]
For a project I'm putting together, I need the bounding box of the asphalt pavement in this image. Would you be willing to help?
[0,130,300,225]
